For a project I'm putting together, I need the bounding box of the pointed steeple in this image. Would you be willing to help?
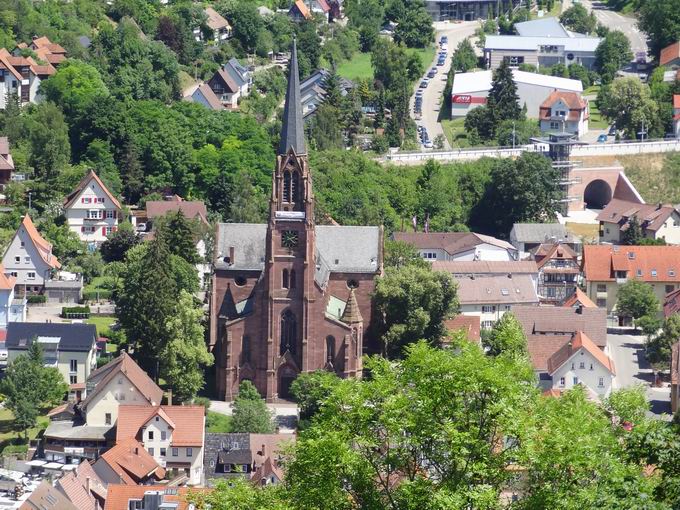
[279,39,306,155]
[341,288,363,324]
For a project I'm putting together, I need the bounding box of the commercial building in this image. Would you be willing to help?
[424,0,518,22]
[450,69,583,118]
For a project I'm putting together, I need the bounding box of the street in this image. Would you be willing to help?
[581,0,648,55]
[411,21,479,150]
[607,333,671,417]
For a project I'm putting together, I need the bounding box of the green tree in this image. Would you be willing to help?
[487,59,522,123]
[309,104,343,150]
[290,370,341,425]
[223,2,263,52]
[646,313,680,369]
[163,290,214,402]
[621,215,644,245]
[187,478,289,509]
[595,30,633,84]
[100,222,140,263]
[604,385,649,425]
[373,265,459,357]
[597,78,658,139]
[495,118,539,146]
[25,102,71,183]
[156,210,201,265]
[384,240,429,269]
[40,59,109,116]
[231,380,276,433]
[482,312,528,357]
[464,105,495,141]
[616,279,660,326]
[392,1,433,48]
[639,0,680,58]
[451,38,478,73]
[559,4,597,34]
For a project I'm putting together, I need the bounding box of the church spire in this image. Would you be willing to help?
[279,39,306,155]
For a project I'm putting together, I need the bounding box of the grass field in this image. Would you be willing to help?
[0,408,49,453]
[441,118,471,147]
[87,315,117,334]
[206,411,232,433]
[588,101,609,129]
[335,46,437,81]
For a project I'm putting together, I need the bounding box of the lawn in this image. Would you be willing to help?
[335,46,437,81]
[87,315,117,335]
[442,117,472,148]
[0,407,49,455]
[588,101,609,129]
[206,411,232,433]
[531,0,562,19]
[583,84,600,97]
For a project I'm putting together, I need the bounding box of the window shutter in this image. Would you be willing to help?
[81,226,85,233]
[81,198,85,203]
[113,210,117,219]
[102,227,106,235]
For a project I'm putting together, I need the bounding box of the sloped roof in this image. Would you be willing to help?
[213,68,240,94]
[30,36,66,54]
[55,461,105,510]
[444,315,481,343]
[432,260,537,275]
[583,245,680,282]
[6,322,96,352]
[103,485,209,510]
[393,232,515,256]
[291,0,312,19]
[192,83,225,110]
[279,39,306,154]
[563,288,597,309]
[204,6,231,30]
[145,196,208,224]
[116,405,205,447]
[0,263,16,290]
[510,223,574,243]
[661,41,680,67]
[0,136,14,171]
[98,438,165,485]
[16,215,61,269]
[20,481,78,510]
[674,94,680,109]
[547,331,615,375]
[596,198,677,232]
[535,242,578,269]
[540,90,587,111]
[454,274,539,305]
[63,170,122,210]
[341,288,362,323]
[664,288,680,318]
[82,352,163,409]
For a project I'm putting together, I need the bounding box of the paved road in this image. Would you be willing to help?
[607,333,671,417]
[210,399,299,433]
[582,0,648,55]
[410,21,479,150]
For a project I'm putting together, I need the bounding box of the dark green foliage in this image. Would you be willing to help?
[384,240,429,269]
[451,38,477,73]
[231,380,276,433]
[596,30,633,84]
[156,210,202,265]
[646,314,680,369]
[560,4,597,34]
[464,105,495,140]
[483,312,529,357]
[392,0,433,48]
[639,0,680,57]
[621,215,643,245]
[100,222,140,263]
[487,59,522,123]
[616,279,660,325]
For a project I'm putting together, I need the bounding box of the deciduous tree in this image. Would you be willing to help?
[231,380,276,433]
[482,312,528,357]
[595,30,633,84]
[559,4,597,34]
[617,279,659,326]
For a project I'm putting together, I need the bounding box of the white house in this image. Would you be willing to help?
[673,95,680,138]
[1,215,61,294]
[194,7,232,43]
[118,405,205,485]
[539,90,589,138]
[545,331,616,397]
[393,232,518,262]
[0,265,26,327]
[597,199,680,245]
[63,170,122,246]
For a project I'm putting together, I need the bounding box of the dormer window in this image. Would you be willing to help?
[628,252,635,259]
[651,269,657,277]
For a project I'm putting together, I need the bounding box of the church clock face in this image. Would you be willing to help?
[281,230,299,248]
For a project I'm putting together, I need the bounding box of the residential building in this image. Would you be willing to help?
[582,245,680,317]
[509,222,580,254]
[483,34,601,70]
[203,433,294,485]
[455,274,539,329]
[93,438,166,486]
[103,485,209,510]
[116,405,205,485]
[451,69,584,118]
[597,199,680,244]
[1,36,65,109]
[306,0,331,20]
[394,232,518,262]
[2,215,61,294]
[543,331,615,397]
[20,481,78,510]
[289,0,312,21]
[0,264,26,327]
[0,136,14,187]
[222,58,252,99]
[209,41,382,401]
[539,90,589,138]
[184,82,224,111]
[207,68,243,108]
[443,315,481,344]
[660,41,680,69]
[63,170,122,246]
[424,0,518,22]
[432,260,538,279]
[43,418,113,464]
[673,95,680,138]
[55,459,107,510]
[563,288,597,309]
[672,341,679,413]
[301,68,354,118]
[532,242,579,304]
[195,7,232,43]
[6,322,98,399]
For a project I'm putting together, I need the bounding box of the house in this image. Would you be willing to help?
[563,288,598,309]
[328,0,343,21]
[671,341,679,413]
[673,95,680,138]
[300,68,354,118]
[207,68,242,108]
[582,245,680,317]
[63,170,122,246]
[660,41,680,69]
[539,90,589,138]
[195,7,232,43]
[210,41,382,402]
[2,215,61,294]
[307,0,331,21]
[0,264,26,327]
[55,460,107,510]
[93,438,166,486]
[543,331,615,397]
[20,481,78,510]
[597,199,680,244]
[184,82,224,111]
[116,405,205,485]
[424,0,519,22]
[455,274,539,329]
[509,223,580,254]
[203,432,294,485]
[451,69,584,118]
[103,485,209,510]
[393,232,518,262]
[432,260,538,280]
[1,36,65,109]
[532,242,580,305]
[444,315,481,344]
[289,0,312,21]
[6,322,98,400]
[0,137,15,187]
[223,58,252,98]
[483,33,601,70]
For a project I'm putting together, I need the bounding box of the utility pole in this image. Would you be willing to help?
[512,121,516,149]
[28,191,32,212]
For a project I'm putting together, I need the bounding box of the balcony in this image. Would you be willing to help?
[616,277,628,284]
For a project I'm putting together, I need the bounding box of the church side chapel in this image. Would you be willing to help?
[210,41,383,401]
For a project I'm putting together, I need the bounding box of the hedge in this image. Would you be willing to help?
[2,444,28,457]
[26,295,46,304]
[82,289,113,302]
[61,305,91,318]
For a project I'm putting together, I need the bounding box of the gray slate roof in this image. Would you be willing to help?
[514,18,570,38]
[279,39,306,155]
[6,322,97,352]
[510,223,579,244]
[215,223,268,271]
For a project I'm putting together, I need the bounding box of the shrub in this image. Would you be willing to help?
[82,289,113,302]
[192,396,211,414]
[2,443,28,457]
[61,305,91,318]
[26,295,46,304]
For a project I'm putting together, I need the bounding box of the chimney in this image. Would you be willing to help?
[261,444,266,457]
[167,389,172,406]
[576,304,583,315]
[229,246,235,266]
[657,203,663,210]
[85,476,91,494]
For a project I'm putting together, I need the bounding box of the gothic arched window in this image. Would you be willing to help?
[326,336,335,364]
[242,335,251,364]
[283,171,292,203]
[282,269,289,289]
[291,171,300,206]
[280,310,297,355]
[289,269,296,289]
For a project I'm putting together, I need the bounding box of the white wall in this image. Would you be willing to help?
[2,228,54,288]
[85,374,151,426]
[655,213,680,244]
[550,348,614,397]
[65,180,120,244]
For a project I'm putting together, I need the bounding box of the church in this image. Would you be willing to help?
[209,42,383,401]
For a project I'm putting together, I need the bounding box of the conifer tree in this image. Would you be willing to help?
[487,59,522,123]
[160,210,201,265]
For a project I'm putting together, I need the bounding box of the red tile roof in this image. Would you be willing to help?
[103,485,210,510]
[596,198,677,232]
[116,405,205,447]
[444,315,481,343]
[19,215,61,269]
[432,260,537,274]
[55,461,105,510]
[145,196,208,225]
[292,0,312,19]
[98,438,165,485]
[661,41,680,67]
[20,481,78,510]
[534,242,578,269]
[583,245,680,283]
[674,94,680,110]
[0,263,16,290]
[664,288,680,318]
[539,90,587,122]
[63,170,122,210]
[563,288,597,309]
[546,331,615,375]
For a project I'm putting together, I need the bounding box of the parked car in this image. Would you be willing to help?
[664,133,677,139]
[423,138,433,148]
[437,58,446,66]
[440,35,448,44]
[419,80,428,88]
[427,69,436,79]
[597,134,608,143]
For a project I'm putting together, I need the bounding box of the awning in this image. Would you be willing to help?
[25,460,47,467]
[61,464,78,471]
[43,462,64,469]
